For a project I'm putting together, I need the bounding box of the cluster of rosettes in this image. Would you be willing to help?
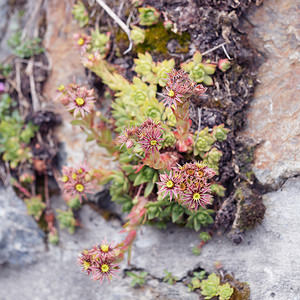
[73,32,110,68]
[61,165,94,201]
[78,240,120,282]
[56,83,95,118]
[162,69,207,108]
[157,162,216,211]
[118,119,164,155]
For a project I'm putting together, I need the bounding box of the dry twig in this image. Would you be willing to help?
[95,0,132,54]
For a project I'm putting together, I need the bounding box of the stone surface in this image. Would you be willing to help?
[199,177,300,300]
[0,187,45,266]
[1,178,300,299]
[42,0,117,171]
[241,0,300,188]
[43,0,87,101]
[0,204,198,300]
[0,1,21,62]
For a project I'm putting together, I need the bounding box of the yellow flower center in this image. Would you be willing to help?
[100,244,109,252]
[150,140,157,146]
[77,168,83,174]
[75,183,84,192]
[101,264,109,273]
[88,54,94,60]
[58,84,65,92]
[83,261,90,270]
[75,97,85,106]
[72,173,77,180]
[193,193,201,201]
[62,175,69,183]
[77,38,85,46]
[166,180,174,188]
[168,90,175,97]
[197,170,204,178]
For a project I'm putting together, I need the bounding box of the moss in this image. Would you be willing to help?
[223,274,250,300]
[133,22,190,55]
[233,182,265,231]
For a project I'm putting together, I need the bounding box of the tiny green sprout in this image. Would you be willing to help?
[181,51,216,86]
[67,196,82,210]
[7,31,44,58]
[192,246,201,256]
[212,124,229,142]
[193,270,206,280]
[138,6,160,26]
[0,63,12,77]
[130,25,146,45]
[56,209,77,234]
[91,29,110,56]
[163,270,178,285]
[49,231,59,245]
[188,277,201,291]
[25,195,46,220]
[218,59,231,72]
[199,232,211,242]
[126,271,148,287]
[211,184,226,197]
[72,1,89,27]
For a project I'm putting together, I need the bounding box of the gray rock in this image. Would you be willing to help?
[1,178,300,299]
[0,204,198,300]
[241,0,300,189]
[199,177,300,300]
[0,187,45,265]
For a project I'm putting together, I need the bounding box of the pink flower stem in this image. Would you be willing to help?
[172,101,192,152]
[12,180,31,198]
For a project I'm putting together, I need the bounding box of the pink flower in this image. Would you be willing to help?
[89,240,117,262]
[138,127,163,154]
[73,33,91,54]
[161,69,207,108]
[181,181,213,211]
[157,171,181,201]
[90,260,119,282]
[61,165,94,200]
[66,86,95,118]
[78,250,93,275]
[117,127,137,149]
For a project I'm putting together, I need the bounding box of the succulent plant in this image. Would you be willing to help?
[218,59,231,72]
[72,1,89,27]
[138,6,160,26]
[200,273,234,300]
[25,195,46,220]
[56,209,77,234]
[181,51,216,86]
[130,25,146,45]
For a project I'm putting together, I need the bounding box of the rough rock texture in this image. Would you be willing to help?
[200,177,300,300]
[42,0,117,171]
[0,204,198,300]
[241,0,300,188]
[43,0,87,100]
[1,179,300,299]
[0,0,20,61]
[0,187,45,266]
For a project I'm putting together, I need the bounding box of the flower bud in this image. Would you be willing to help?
[218,59,231,72]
